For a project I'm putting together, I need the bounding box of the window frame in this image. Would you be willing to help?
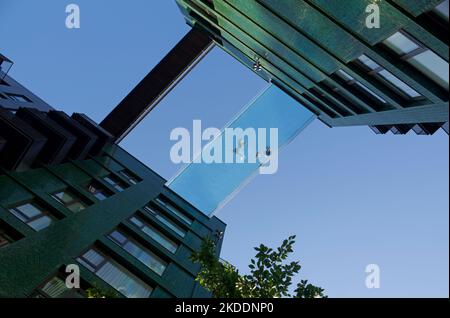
[118,169,141,185]
[76,246,154,298]
[155,197,193,226]
[103,174,128,192]
[353,54,423,101]
[129,214,179,254]
[335,69,388,105]
[85,181,112,201]
[143,204,187,238]
[107,228,168,276]
[51,189,88,212]
[8,201,56,231]
[5,93,32,103]
[381,30,448,90]
[33,272,87,298]
[432,0,449,22]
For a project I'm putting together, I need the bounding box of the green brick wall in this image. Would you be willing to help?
[0,144,226,298]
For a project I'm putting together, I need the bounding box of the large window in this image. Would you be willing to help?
[77,247,153,298]
[143,205,187,238]
[108,229,168,276]
[51,190,88,213]
[155,197,193,225]
[9,202,55,231]
[354,54,421,99]
[382,31,449,90]
[129,215,179,254]
[103,175,128,192]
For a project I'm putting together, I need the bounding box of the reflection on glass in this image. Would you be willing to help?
[130,216,179,254]
[28,216,53,231]
[119,170,140,185]
[103,175,126,192]
[357,54,380,70]
[39,276,85,298]
[52,190,87,212]
[382,31,449,91]
[77,248,153,298]
[9,202,54,231]
[383,32,419,55]
[433,0,449,21]
[409,50,449,90]
[155,198,193,225]
[378,70,421,98]
[108,230,167,276]
[143,206,186,238]
[355,82,387,103]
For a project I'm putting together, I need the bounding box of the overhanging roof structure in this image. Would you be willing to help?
[175,0,449,135]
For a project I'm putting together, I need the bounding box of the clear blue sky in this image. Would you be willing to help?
[1,0,448,297]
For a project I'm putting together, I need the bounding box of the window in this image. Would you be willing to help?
[433,0,449,22]
[335,69,387,104]
[155,197,193,225]
[34,275,85,298]
[103,175,128,192]
[0,220,21,248]
[9,202,55,231]
[86,182,111,201]
[354,54,421,99]
[382,31,449,90]
[108,229,168,276]
[129,215,179,254]
[51,190,88,212]
[6,93,32,103]
[119,170,141,185]
[77,247,153,298]
[143,205,186,238]
[382,32,420,55]
[378,70,421,98]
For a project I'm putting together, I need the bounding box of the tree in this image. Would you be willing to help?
[190,235,326,298]
[86,285,118,298]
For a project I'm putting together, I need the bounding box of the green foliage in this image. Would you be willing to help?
[190,238,241,298]
[86,284,119,298]
[190,235,326,298]
[295,280,326,299]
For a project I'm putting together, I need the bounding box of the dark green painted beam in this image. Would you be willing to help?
[100,28,214,143]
